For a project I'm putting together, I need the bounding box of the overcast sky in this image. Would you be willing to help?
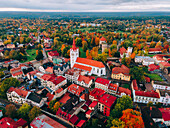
[0,0,170,12]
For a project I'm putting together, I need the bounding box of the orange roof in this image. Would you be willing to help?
[112,65,130,76]
[117,87,131,96]
[119,47,127,55]
[108,83,118,91]
[46,93,54,102]
[100,37,106,41]
[12,71,23,76]
[76,57,105,68]
[78,75,92,84]
[159,62,170,67]
[73,63,92,72]
[8,87,28,98]
[68,84,85,96]
[45,67,53,73]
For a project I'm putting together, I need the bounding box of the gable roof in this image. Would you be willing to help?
[8,87,28,98]
[159,108,170,121]
[100,37,106,41]
[112,65,130,76]
[73,63,92,72]
[76,57,105,68]
[99,94,117,107]
[117,87,131,96]
[108,83,118,91]
[135,90,160,98]
[95,77,111,87]
[68,84,85,96]
[89,88,105,100]
[78,75,92,84]
[119,47,127,55]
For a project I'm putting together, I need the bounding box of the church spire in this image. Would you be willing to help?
[72,38,77,50]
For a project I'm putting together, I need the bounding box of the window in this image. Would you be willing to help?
[101,69,103,74]
[97,69,99,73]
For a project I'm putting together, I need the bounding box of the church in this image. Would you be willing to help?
[70,39,106,76]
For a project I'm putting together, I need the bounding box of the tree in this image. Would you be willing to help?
[92,118,98,127]
[0,71,5,78]
[82,41,88,52]
[0,78,20,98]
[111,119,125,128]
[130,66,145,83]
[4,50,9,57]
[48,99,57,112]
[147,101,153,107]
[36,50,43,60]
[29,106,41,121]
[17,103,31,119]
[120,109,144,128]
[53,102,61,113]
[5,104,17,118]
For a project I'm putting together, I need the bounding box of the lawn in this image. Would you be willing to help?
[73,27,106,33]
[120,84,130,89]
[20,49,37,63]
[146,73,163,81]
[79,47,86,58]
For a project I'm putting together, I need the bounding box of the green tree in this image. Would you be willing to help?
[0,71,5,78]
[28,106,41,121]
[0,78,20,98]
[92,118,98,127]
[5,104,17,118]
[4,50,9,57]
[130,66,145,83]
[17,103,31,119]
[147,101,153,107]
[35,50,43,60]
[82,41,88,52]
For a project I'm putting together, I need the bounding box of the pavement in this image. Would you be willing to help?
[42,48,47,59]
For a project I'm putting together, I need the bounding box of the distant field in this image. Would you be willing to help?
[20,49,36,63]
[73,27,105,32]
[146,73,163,81]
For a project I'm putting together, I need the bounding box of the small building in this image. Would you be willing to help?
[159,62,170,70]
[159,108,170,127]
[48,51,59,61]
[95,77,111,91]
[6,44,15,49]
[148,48,162,54]
[89,88,105,101]
[76,75,93,88]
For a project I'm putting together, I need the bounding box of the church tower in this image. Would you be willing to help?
[70,38,79,68]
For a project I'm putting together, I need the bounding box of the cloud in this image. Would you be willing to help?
[0,0,169,12]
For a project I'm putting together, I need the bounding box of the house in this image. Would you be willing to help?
[89,88,105,101]
[26,92,46,107]
[116,87,131,97]
[99,37,106,47]
[98,94,117,116]
[148,64,160,73]
[65,68,84,82]
[7,87,30,104]
[148,48,162,54]
[6,44,15,49]
[26,70,39,80]
[159,90,170,105]
[48,51,59,61]
[70,39,106,76]
[153,54,170,64]
[53,63,69,76]
[30,114,66,128]
[0,117,27,128]
[142,57,155,66]
[76,75,93,88]
[159,108,170,126]
[39,62,54,74]
[108,83,119,94]
[159,62,170,70]
[67,84,85,97]
[119,47,133,58]
[135,56,151,63]
[95,77,111,91]
[111,65,130,81]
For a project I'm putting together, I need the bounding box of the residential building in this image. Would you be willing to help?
[95,77,111,91]
[6,44,15,49]
[53,63,69,76]
[159,108,170,126]
[0,117,28,128]
[98,94,117,116]
[148,48,162,54]
[30,114,66,128]
[116,87,131,97]
[48,51,59,61]
[89,88,105,101]
[76,75,93,88]
[68,84,85,98]
[159,62,170,70]
[111,65,130,81]
[119,47,133,58]
[148,64,160,73]
[135,56,151,63]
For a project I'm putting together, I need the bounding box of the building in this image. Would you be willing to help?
[48,51,59,61]
[111,65,130,81]
[159,108,170,126]
[98,94,117,116]
[89,88,105,101]
[159,62,170,70]
[148,48,162,54]
[135,56,151,63]
[95,77,111,91]
[108,83,119,94]
[153,54,170,64]
[7,87,30,104]
[148,64,160,73]
[164,67,170,76]
[116,87,131,97]
[119,47,133,58]
[0,117,27,128]
[70,39,106,76]
[76,75,93,88]
[6,44,15,49]
[142,57,155,66]
[53,63,69,76]
[30,114,66,128]
[67,84,85,98]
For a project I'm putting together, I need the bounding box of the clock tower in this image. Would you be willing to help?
[70,38,79,68]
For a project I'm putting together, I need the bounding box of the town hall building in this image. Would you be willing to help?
[70,39,106,76]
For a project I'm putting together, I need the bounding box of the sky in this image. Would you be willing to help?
[0,0,170,12]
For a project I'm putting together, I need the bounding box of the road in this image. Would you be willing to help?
[42,48,47,59]
[0,99,21,109]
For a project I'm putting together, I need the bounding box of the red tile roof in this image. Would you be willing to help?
[12,71,23,76]
[100,37,106,41]
[81,105,88,111]
[40,74,56,81]
[76,120,86,128]
[112,65,130,76]
[99,94,117,108]
[145,77,151,83]
[95,77,111,87]
[159,108,170,121]
[73,64,92,72]
[68,84,85,96]
[132,80,138,90]
[119,47,127,55]
[55,88,63,94]
[50,76,66,85]
[8,87,28,98]
[0,117,27,128]
[89,101,98,108]
[117,87,131,96]
[135,90,160,98]
[59,92,71,104]
[89,88,105,100]
[78,75,92,84]
[45,67,53,73]
[148,64,160,71]
[48,51,59,57]
[108,83,118,91]
[86,110,93,115]
[46,93,54,102]
[76,57,105,68]
[149,48,161,52]
[69,115,78,124]
[30,114,66,128]
[159,62,170,67]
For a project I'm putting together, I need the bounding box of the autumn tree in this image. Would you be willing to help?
[82,41,88,52]
[53,102,61,113]
[17,103,31,119]
[36,50,43,60]
[111,119,125,128]
[5,104,17,118]
[29,106,41,121]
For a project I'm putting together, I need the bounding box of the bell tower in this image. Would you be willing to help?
[70,38,79,68]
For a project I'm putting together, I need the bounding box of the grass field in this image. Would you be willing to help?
[146,73,163,81]
[20,49,36,63]
[73,27,106,32]
[79,47,86,58]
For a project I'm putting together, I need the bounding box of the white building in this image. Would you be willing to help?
[70,39,106,76]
